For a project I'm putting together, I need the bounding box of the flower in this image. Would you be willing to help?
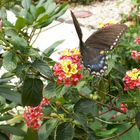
[53,48,83,86]
[135,37,140,45]
[23,98,50,130]
[120,103,127,113]
[131,51,140,60]
[123,68,140,90]
[98,21,114,28]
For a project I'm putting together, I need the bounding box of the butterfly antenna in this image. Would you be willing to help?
[70,11,83,44]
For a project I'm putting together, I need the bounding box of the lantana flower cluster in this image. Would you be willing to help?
[123,68,140,90]
[120,103,127,113]
[23,98,50,130]
[53,48,83,86]
[135,37,140,45]
[98,21,114,28]
[131,51,140,60]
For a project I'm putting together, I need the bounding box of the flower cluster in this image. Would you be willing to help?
[131,51,140,60]
[53,48,83,86]
[120,103,127,113]
[23,98,50,130]
[135,37,140,45]
[98,21,114,28]
[123,68,140,90]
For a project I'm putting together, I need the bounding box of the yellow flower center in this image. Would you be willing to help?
[127,68,140,80]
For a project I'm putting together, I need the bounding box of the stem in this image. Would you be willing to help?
[59,104,70,114]
[31,28,42,46]
[100,124,135,140]
[95,117,120,125]
[29,28,36,42]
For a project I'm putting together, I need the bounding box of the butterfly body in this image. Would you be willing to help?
[71,11,127,75]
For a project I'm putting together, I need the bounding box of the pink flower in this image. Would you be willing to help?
[131,51,140,60]
[53,48,83,86]
[120,103,127,113]
[23,98,50,130]
[135,37,140,45]
[123,69,140,90]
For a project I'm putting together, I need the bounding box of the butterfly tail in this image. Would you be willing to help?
[70,11,84,44]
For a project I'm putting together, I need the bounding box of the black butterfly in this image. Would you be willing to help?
[71,11,127,76]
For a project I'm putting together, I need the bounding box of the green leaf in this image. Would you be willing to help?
[36,14,49,26]
[0,125,25,136]
[27,48,40,58]
[97,128,117,137]
[0,132,9,140]
[56,122,74,140]
[35,6,45,19]
[0,86,21,104]
[44,0,56,14]
[22,78,43,106]
[23,128,38,140]
[137,0,140,3]
[43,82,57,98]
[32,59,53,78]
[87,129,98,140]
[38,119,58,140]
[96,78,108,100]
[10,35,28,48]
[136,111,140,131]
[43,40,64,57]
[59,86,69,96]
[15,17,27,30]
[113,123,140,140]
[30,5,36,19]
[22,0,31,10]
[74,98,98,117]
[3,52,17,71]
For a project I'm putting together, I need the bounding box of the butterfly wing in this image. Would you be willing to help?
[70,11,87,56]
[71,11,127,75]
[83,24,127,74]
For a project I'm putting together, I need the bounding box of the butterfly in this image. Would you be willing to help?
[70,11,127,76]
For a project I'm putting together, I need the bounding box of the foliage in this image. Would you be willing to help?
[70,0,103,5]
[0,0,140,140]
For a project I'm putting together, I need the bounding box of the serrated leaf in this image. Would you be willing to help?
[3,52,17,71]
[10,36,28,48]
[38,119,58,140]
[56,122,74,140]
[27,48,40,58]
[74,99,98,127]
[22,0,31,10]
[32,59,53,79]
[74,98,98,117]
[43,40,64,57]
[22,78,43,106]
[136,111,140,130]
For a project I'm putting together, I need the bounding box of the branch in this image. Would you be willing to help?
[100,124,135,140]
